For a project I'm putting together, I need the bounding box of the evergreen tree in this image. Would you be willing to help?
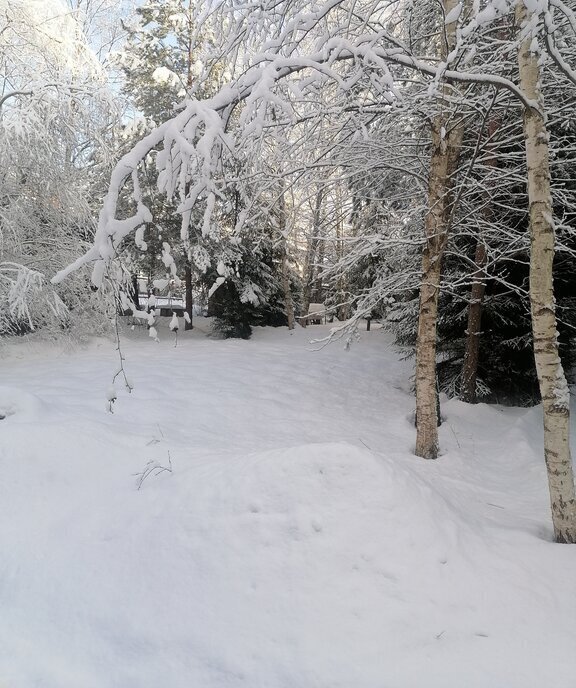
[115,0,223,326]
[115,0,296,336]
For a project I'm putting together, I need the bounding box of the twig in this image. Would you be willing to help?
[133,451,173,490]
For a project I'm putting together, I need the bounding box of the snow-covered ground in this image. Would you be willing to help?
[1,319,575,688]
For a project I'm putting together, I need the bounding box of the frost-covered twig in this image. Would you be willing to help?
[133,452,173,490]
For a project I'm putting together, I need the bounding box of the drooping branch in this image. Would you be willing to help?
[0,90,33,109]
[52,24,539,287]
[543,8,576,87]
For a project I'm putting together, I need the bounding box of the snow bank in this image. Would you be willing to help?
[0,385,46,421]
[0,324,574,687]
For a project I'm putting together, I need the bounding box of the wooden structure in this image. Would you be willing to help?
[138,295,185,317]
[299,303,327,325]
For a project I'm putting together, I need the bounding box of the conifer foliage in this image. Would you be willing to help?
[114,0,295,337]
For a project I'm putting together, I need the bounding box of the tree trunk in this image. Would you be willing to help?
[184,260,193,330]
[314,235,325,304]
[281,239,295,329]
[415,209,447,459]
[302,188,324,327]
[131,273,140,311]
[517,3,576,543]
[183,5,195,332]
[278,181,295,330]
[415,0,465,459]
[461,241,487,403]
[335,210,350,321]
[461,116,500,403]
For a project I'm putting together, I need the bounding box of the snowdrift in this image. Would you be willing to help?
[0,325,574,687]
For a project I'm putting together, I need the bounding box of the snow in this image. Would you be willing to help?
[444,3,462,24]
[0,321,575,687]
[152,66,180,87]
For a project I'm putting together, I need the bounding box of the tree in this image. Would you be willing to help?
[414,0,467,459]
[0,0,120,335]
[516,0,576,543]
[115,0,223,329]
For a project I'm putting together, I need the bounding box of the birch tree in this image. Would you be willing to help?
[516,0,576,543]
[414,0,467,459]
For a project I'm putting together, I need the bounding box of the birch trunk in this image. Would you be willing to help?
[415,238,445,458]
[335,212,350,321]
[517,2,576,543]
[415,0,465,459]
[314,236,325,304]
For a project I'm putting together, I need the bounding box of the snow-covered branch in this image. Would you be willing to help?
[52,5,542,287]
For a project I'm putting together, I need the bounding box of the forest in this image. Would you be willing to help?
[1,0,576,685]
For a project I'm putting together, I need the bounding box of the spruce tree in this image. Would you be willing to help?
[115,0,221,326]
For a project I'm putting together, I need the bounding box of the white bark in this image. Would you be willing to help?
[517,1,576,543]
[415,0,465,460]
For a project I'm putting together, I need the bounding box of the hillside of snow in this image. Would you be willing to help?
[0,320,574,687]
